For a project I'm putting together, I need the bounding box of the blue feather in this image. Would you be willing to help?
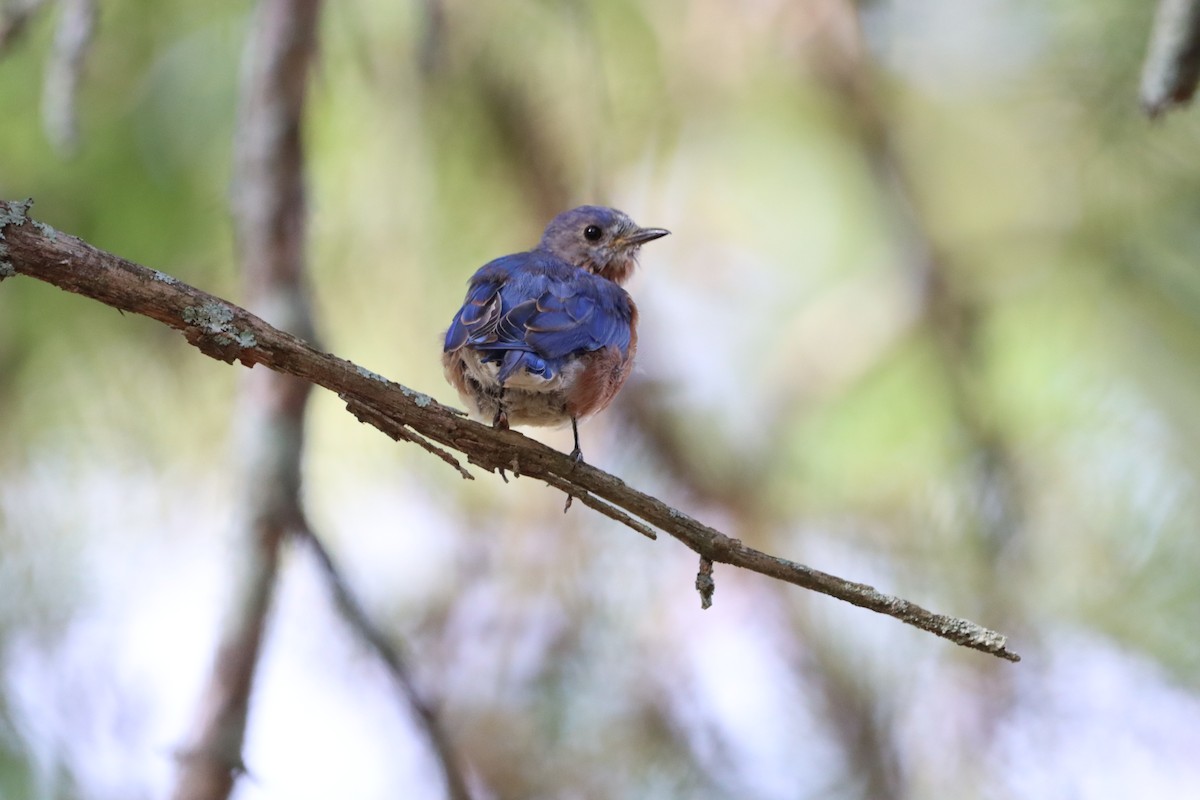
[444,250,633,384]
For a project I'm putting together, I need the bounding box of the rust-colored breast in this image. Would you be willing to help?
[565,303,638,419]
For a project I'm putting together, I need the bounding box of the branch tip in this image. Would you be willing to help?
[695,557,715,609]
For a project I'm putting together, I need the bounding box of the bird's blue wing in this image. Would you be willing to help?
[523,282,632,360]
[443,254,528,352]
[445,253,633,383]
[444,278,502,351]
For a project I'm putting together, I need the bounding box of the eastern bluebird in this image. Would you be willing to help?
[443,205,669,461]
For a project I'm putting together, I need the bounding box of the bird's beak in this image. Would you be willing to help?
[623,226,670,246]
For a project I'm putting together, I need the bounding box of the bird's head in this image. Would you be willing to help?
[538,205,669,285]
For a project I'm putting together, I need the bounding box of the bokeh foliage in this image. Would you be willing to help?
[3,0,1200,798]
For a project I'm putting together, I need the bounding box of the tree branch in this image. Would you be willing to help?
[293,520,474,800]
[1141,0,1200,117]
[0,0,51,56]
[171,0,323,797]
[42,0,96,155]
[0,198,1020,663]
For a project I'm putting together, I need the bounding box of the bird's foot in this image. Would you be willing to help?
[567,417,583,467]
[562,447,583,513]
[492,409,509,430]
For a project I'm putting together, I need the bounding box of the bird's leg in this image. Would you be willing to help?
[563,417,584,513]
[568,416,583,463]
[491,388,511,482]
[492,388,510,430]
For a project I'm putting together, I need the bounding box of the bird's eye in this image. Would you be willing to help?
[584,224,603,241]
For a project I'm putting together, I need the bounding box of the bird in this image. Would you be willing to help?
[442,205,669,462]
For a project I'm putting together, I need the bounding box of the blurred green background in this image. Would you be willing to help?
[4,0,1200,798]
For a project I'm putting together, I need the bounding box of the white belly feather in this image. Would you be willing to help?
[456,350,585,427]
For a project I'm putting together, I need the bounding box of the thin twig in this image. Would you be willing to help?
[293,522,474,800]
[171,1,322,799]
[0,198,1020,663]
[342,394,474,480]
[540,472,657,540]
